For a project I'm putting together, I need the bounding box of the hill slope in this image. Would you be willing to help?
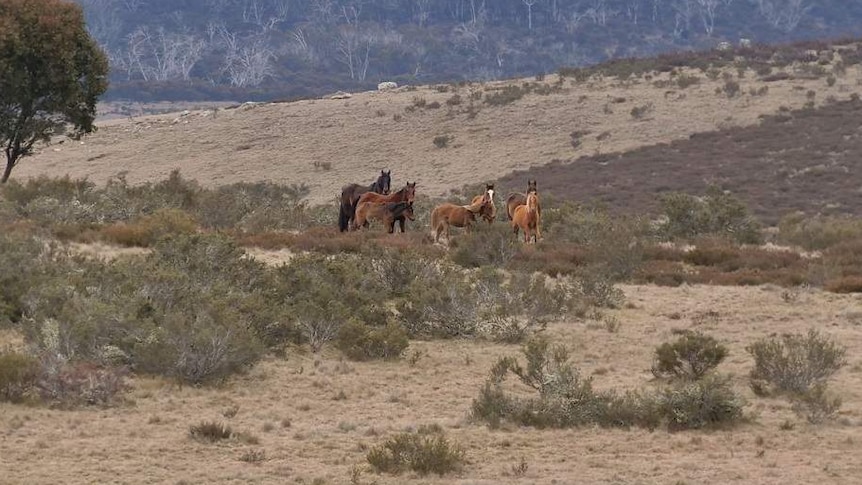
[18,46,862,209]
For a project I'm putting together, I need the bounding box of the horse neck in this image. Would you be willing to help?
[463,198,486,213]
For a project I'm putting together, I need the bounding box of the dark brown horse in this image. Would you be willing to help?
[470,184,497,224]
[505,179,542,239]
[339,170,391,232]
[353,201,415,233]
[354,182,416,232]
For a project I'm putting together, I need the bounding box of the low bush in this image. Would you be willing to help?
[189,421,233,443]
[367,430,466,476]
[36,356,129,408]
[652,332,728,380]
[658,187,762,244]
[472,336,745,431]
[335,320,409,361]
[747,329,846,395]
[0,352,39,403]
[791,383,842,424]
[777,214,862,250]
[658,374,745,430]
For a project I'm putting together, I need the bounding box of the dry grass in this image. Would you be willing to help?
[2,284,861,484]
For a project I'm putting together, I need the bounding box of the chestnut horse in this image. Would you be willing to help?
[339,170,391,232]
[505,179,541,239]
[353,201,415,233]
[430,193,493,244]
[353,182,416,232]
[470,184,497,224]
[511,192,540,243]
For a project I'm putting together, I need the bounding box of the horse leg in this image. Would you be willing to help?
[398,216,406,233]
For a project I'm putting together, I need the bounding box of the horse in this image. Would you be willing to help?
[353,201,415,233]
[511,191,540,244]
[353,182,416,232]
[339,170,391,232]
[505,179,541,240]
[470,184,497,224]
[430,192,493,244]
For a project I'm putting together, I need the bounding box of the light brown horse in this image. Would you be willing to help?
[505,179,541,240]
[511,191,540,244]
[353,201,415,233]
[352,182,416,231]
[430,193,493,244]
[470,184,497,224]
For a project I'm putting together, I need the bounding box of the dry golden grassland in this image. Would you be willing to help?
[2,284,861,484]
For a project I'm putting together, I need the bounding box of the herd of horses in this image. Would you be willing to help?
[338,170,542,244]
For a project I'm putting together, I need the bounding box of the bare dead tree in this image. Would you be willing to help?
[523,0,538,31]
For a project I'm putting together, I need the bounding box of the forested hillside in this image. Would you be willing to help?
[78,0,862,101]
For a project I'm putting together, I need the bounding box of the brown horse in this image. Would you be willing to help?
[430,193,493,244]
[339,170,391,232]
[470,184,497,224]
[505,179,541,239]
[353,201,415,233]
[353,182,416,232]
[512,191,540,243]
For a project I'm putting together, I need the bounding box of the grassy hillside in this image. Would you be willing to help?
[17,39,862,216]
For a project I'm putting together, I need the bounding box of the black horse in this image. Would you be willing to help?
[338,170,391,232]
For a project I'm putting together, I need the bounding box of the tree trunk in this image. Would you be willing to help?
[2,158,13,183]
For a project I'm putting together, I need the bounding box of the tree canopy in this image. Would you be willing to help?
[0,0,108,183]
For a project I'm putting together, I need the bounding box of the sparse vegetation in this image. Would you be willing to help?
[189,421,233,443]
[367,430,466,476]
[433,134,452,148]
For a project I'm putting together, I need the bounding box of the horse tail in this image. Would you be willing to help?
[338,202,349,232]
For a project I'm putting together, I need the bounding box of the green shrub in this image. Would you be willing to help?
[658,374,745,430]
[747,329,846,395]
[335,320,409,361]
[658,187,762,244]
[0,233,48,324]
[652,332,728,380]
[366,431,466,476]
[472,337,745,431]
[0,352,39,403]
[484,85,526,106]
[777,214,862,250]
[449,224,519,268]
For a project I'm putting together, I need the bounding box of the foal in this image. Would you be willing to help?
[353,201,415,233]
[430,194,493,244]
[511,191,540,244]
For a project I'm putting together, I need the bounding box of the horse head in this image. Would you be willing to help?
[404,201,416,221]
[526,192,539,212]
[484,184,495,203]
[376,170,392,195]
[527,179,538,194]
[405,181,416,203]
